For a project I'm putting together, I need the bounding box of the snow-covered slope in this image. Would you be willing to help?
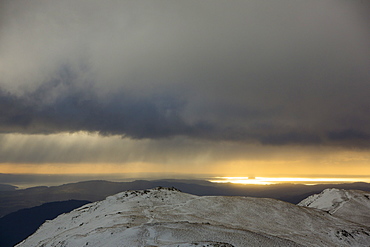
[298,188,370,227]
[17,187,370,247]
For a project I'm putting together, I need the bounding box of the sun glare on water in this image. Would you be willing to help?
[209,177,370,185]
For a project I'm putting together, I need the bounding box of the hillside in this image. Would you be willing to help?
[298,188,370,227]
[17,188,370,247]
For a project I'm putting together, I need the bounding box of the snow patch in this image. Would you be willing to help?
[298,188,370,227]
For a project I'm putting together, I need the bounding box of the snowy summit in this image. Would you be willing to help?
[17,187,370,247]
[298,188,370,227]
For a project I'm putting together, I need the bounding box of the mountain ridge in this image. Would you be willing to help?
[2,179,370,217]
[298,188,370,227]
[17,187,370,247]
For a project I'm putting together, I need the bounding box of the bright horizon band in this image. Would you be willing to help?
[209,177,370,185]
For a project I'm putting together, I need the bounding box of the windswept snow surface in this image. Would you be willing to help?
[17,187,370,247]
[299,188,370,227]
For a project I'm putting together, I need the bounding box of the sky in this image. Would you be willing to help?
[0,0,369,181]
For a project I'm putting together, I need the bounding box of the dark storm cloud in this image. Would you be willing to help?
[0,67,192,139]
[328,129,370,141]
[1,73,369,148]
[260,132,322,146]
[327,129,370,148]
[0,0,369,148]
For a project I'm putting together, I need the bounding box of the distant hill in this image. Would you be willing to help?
[0,184,17,191]
[1,179,370,217]
[0,200,90,247]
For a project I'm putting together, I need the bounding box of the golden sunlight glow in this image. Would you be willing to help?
[2,132,370,185]
[210,177,370,185]
[0,162,206,175]
[0,162,154,174]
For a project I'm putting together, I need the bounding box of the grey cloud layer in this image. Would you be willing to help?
[0,68,193,138]
[0,0,369,147]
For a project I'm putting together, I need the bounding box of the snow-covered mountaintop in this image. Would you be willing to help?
[17,187,370,247]
[298,188,370,227]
